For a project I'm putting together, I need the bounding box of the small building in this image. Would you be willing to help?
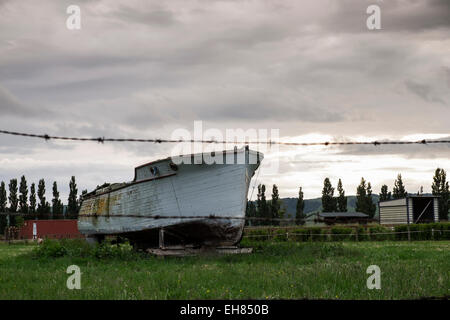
[378,195,439,225]
[317,212,369,225]
[19,220,84,240]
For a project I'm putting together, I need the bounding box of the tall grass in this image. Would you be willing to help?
[0,240,448,299]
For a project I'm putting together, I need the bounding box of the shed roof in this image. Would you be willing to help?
[379,194,440,203]
[319,212,368,218]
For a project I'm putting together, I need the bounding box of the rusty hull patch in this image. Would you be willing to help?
[79,192,122,217]
[121,219,244,248]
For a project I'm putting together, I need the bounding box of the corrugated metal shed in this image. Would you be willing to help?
[379,195,440,225]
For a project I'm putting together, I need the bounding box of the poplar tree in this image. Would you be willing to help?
[296,187,305,225]
[257,184,268,226]
[356,177,368,214]
[321,178,337,212]
[356,178,376,218]
[18,175,28,215]
[0,182,7,234]
[52,181,63,219]
[432,168,449,221]
[37,179,50,219]
[271,184,280,226]
[67,176,78,219]
[366,182,376,218]
[379,184,391,201]
[337,179,347,212]
[29,183,37,219]
[393,174,407,199]
[8,179,18,226]
[245,201,257,226]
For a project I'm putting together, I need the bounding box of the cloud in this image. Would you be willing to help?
[0,0,449,199]
[113,4,177,27]
[0,85,29,116]
[405,80,447,105]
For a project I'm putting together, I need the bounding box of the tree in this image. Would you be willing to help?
[296,187,305,225]
[432,168,449,221]
[19,175,28,216]
[67,176,78,219]
[379,184,391,201]
[8,179,18,226]
[29,183,37,219]
[52,181,63,219]
[0,182,7,234]
[366,182,376,218]
[356,177,368,214]
[393,174,407,199]
[321,178,337,212]
[245,201,257,226]
[37,179,50,219]
[336,179,347,212]
[78,189,87,211]
[270,184,281,225]
[356,178,376,218]
[256,184,269,226]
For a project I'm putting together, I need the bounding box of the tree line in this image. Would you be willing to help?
[246,168,449,225]
[0,176,84,233]
[246,184,288,227]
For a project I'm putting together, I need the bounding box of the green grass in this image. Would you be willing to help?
[0,240,449,299]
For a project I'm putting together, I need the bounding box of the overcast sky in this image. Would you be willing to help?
[0,0,449,202]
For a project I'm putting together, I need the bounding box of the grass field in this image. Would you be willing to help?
[0,240,448,299]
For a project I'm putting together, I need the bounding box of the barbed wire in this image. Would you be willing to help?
[2,228,448,242]
[242,229,450,238]
[0,211,433,226]
[0,211,321,222]
[1,129,449,146]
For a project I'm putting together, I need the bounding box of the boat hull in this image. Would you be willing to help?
[78,148,262,246]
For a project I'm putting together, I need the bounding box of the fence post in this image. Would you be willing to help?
[431,228,434,240]
[286,232,289,241]
[407,225,411,242]
[355,227,359,242]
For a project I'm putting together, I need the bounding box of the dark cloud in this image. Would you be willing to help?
[405,80,446,105]
[383,0,450,31]
[0,85,29,116]
[0,85,52,118]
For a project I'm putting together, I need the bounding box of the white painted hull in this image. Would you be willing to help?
[78,147,262,245]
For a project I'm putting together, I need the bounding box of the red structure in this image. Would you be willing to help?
[19,220,84,240]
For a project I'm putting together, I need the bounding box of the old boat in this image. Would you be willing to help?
[78,146,263,247]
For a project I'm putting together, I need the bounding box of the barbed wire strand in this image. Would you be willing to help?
[1,129,450,146]
[2,229,449,242]
[0,211,320,221]
[0,211,439,226]
[242,230,450,238]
